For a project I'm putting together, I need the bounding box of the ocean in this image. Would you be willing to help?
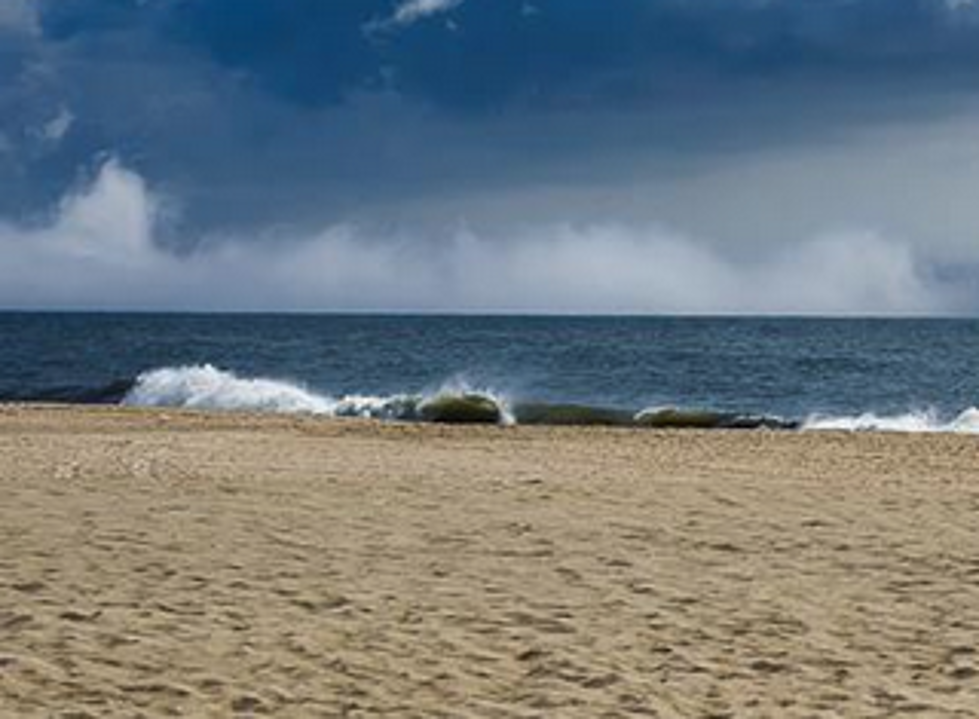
[1,312,977,432]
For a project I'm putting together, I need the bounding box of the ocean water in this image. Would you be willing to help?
[1,313,977,432]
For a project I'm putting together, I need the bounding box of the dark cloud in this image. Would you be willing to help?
[30,0,979,113]
[0,0,977,311]
[165,0,382,106]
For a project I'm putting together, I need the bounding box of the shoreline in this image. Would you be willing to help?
[0,399,950,433]
[2,404,978,716]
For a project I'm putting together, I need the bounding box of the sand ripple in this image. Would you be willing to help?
[2,406,979,717]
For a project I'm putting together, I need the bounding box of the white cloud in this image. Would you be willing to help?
[38,107,75,144]
[392,0,464,26]
[1,158,157,265]
[0,159,961,314]
[366,0,464,34]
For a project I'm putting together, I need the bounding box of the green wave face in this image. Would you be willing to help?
[513,403,635,427]
[634,408,727,429]
[418,394,505,424]
[635,408,800,430]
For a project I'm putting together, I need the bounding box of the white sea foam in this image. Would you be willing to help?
[803,407,979,434]
[123,364,337,414]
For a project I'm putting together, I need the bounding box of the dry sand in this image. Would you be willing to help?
[1,405,978,718]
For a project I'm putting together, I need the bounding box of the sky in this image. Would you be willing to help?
[1,0,978,313]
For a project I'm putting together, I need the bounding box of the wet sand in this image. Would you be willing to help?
[1,405,978,717]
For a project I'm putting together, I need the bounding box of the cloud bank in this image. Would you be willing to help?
[0,159,958,314]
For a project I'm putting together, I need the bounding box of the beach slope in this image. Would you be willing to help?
[1,406,978,717]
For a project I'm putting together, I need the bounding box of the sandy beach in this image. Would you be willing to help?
[1,405,978,718]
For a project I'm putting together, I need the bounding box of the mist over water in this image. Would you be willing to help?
[1,313,977,432]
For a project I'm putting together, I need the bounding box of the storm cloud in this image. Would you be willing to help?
[1,0,978,312]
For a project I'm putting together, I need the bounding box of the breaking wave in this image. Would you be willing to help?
[634,407,799,430]
[124,365,337,414]
[118,365,797,429]
[803,408,979,434]
[510,404,797,429]
[8,363,976,434]
[122,365,513,424]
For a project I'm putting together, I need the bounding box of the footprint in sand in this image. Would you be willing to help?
[0,611,34,631]
[230,693,267,713]
[58,609,103,623]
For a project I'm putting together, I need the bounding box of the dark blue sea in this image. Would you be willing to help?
[1,313,977,431]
